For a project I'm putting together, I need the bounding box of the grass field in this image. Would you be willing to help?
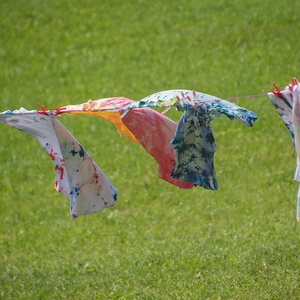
[1,0,300,299]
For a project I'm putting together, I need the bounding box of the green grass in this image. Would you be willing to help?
[1,0,300,298]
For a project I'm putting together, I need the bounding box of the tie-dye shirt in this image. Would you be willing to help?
[268,79,300,223]
[170,99,257,190]
[0,109,118,218]
[268,85,294,145]
[171,103,218,190]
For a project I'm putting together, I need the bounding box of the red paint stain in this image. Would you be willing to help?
[49,149,58,161]
[93,172,99,184]
[55,165,64,180]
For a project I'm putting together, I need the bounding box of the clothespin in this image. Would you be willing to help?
[292,78,299,86]
[192,90,198,107]
[176,93,185,108]
[268,82,281,97]
[36,103,53,116]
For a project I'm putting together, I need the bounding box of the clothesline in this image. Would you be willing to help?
[36,92,269,116]
[221,93,267,101]
[164,92,269,109]
[38,93,269,115]
[191,93,268,105]
[1,79,299,222]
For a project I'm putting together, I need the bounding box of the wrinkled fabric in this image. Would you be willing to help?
[292,83,300,222]
[57,97,194,189]
[268,79,300,223]
[171,103,218,190]
[121,89,258,127]
[119,90,257,189]
[169,97,257,189]
[58,98,139,143]
[268,86,294,145]
[54,93,257,190]
[292,84,300,183]
[268,83,299,179]
[0,109,118,218]
[122,107,194,189]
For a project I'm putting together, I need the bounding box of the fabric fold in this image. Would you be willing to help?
[122,107,195,189]
[54,92,257,190]
[268,78,300,223]
[171,103,218,190]
[56,97,195,189]
[120,89,258,127]
[268,85,295,145]
[58,97,139,143]
[0,109,118,218]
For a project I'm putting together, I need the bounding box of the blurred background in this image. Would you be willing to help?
[1,0,300,298]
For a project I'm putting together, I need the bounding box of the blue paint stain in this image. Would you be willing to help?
[78,145,85,159]
[69,144,84,159]
[113,192,118,202]
[74,186,80,197]
[70,148,78,156]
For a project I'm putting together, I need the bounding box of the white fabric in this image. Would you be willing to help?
[0,109,117,218]
[268,80,300,223]
[292,84,300,182]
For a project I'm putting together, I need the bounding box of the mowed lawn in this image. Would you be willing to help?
[1,0,300,299]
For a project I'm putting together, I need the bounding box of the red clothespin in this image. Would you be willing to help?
[177,94,185,108]
[268,82,281,97]
[48,106,67,117]
[36,104,49,116]
[292,78,299,86]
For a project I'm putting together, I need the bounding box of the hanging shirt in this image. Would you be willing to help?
[171,103,218,190]
[268,85,299,180]
[0,109,118,218]
[268,79,300,223]
[292,83,300,222]
[156,91,257,190]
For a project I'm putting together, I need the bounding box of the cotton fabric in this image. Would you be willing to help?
[268,80,300,222]
[59,97,194,189]
[58,98,139,143]
[171,103,218,190]
[121,89,258,127]
[0,109,118,218]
